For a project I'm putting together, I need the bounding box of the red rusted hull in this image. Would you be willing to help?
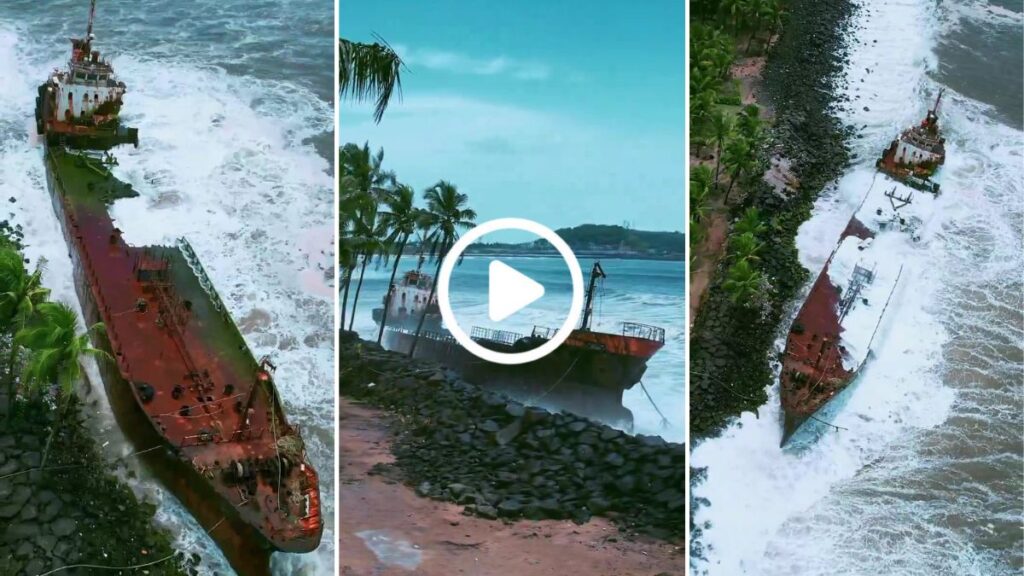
[381,327,663,425]
[42,148,322,568]
[779,217,874,446]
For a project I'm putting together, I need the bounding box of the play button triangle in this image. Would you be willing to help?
[488,260,545,322]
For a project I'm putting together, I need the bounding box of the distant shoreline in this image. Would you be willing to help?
[461,249,685,262]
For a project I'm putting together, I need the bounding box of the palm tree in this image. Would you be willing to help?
[737,104,762,141]
[722,136,753,202]
[729,231,764,264]
[408,181,476,357]
[689,215,707,254]
[720,0,746,35]
[734,206,767,237]
[690,165,714,224]
[17,302,111,466]
[339,143,397,202]
[339,143,396,330]
[339,38,403,123]
[0,250,50,407]
[375,184,423,345]
[710,110,734,187]
[761,0,784,53]
[744,0,767,53]
[346,202,382,331]
[722,259,765,305]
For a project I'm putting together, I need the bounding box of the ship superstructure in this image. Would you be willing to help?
[876,90,946,193]
[373,262,665,425]
[33,3,322,571]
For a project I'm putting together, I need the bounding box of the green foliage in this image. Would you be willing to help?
[16,301,111,401]
[722,259,765,304]
[339,37,403,124]
[419,181,477,262]
[728,232,764,264]
[734,206,767,236]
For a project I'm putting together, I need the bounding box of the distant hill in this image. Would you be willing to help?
[465,224,685,260]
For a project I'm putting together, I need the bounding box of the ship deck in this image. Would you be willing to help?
[48,149,276,457]
[45,148,322,548]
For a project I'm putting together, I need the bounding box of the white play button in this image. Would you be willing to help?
[488,260,545,322]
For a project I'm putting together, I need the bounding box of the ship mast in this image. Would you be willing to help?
[932,88,944,115]
[579,261,605,331]
[925,88,944,129]
[83,0,97,50]
[85,0,97,48]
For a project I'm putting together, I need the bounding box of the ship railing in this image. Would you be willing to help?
[176,237,259,372]
[387,325,457,345]
[531,326,557,340]
[622,322,666,343]
[471,326,523,346]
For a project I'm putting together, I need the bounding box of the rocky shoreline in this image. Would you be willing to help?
[688,0,857,563]
[690,0,857,441]
[339,331,685,540]
[0,396,195,576]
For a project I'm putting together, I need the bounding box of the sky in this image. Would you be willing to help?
[340,0,685,235]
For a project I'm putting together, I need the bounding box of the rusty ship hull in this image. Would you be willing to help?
[42,151,312,575]
[779,217,874,446]
[42,147,322,567]
[32,3,322,571]
[379,323,661,424]
[371,266,665,425]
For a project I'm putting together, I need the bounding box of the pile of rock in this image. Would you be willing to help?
[340,333,684,539]
[0,400,195,576]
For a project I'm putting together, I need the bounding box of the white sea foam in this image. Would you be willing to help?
[687,0,1019,573]
[0,23,334,576]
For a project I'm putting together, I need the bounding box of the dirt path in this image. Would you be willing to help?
[339,398,684,576]
[688,209,729,324]
[689,52,790,323]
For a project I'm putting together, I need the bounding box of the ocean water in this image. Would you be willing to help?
[692,0,1023,574]
[0,2,334,575]
[347,256,686,443]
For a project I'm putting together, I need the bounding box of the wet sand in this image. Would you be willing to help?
[339,398,684,576]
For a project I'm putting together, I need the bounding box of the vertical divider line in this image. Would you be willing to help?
[682,0,693,569]
[332,0,342,573]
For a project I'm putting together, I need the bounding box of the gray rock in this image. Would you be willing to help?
[38,500,62,523]
[5,522,40,541]
[17,503,37,521]
[51,518,77,537]
[497,499,523,517]
[604,452,625,467]
[476,505,498,519]
[446,483,469,498]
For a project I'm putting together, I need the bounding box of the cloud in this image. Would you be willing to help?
[340,95,684,233]
[393,45,551,81]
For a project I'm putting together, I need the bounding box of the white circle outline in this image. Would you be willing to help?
[437,218,584,366]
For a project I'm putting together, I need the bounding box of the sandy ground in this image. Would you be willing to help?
[688,208,729,324]
[339,398,684,576]
[729,56,772,116]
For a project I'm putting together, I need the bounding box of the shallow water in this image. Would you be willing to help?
[692,0,1023,574]
[0,2,334,574]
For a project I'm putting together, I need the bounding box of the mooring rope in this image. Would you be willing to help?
[35,513,232,576]
[638,380,672,429]
[525,353,581,405]
[0,444,164,482]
